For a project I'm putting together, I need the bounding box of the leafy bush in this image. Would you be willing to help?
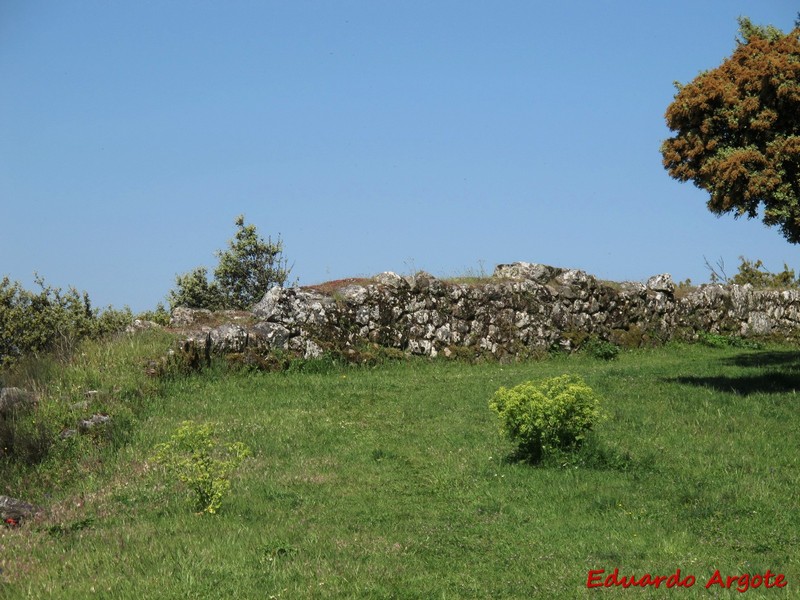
[167,267,224,311]
[705,256,799,288]
[730,257,799,289]
[582,337,620,361]
[135,303,173,327]
[489,375,604,462]
[214,215,291,309]
[169,215,291,311]
[152,421,250,514]
[0,275,132,367]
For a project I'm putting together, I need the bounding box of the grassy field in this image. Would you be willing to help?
[1,337,798,598]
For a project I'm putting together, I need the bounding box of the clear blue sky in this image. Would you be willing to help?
[1,1,797,312]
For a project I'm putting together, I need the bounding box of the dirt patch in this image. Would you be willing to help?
[302,278,373,296]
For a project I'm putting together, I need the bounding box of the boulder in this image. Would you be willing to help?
[493,262,562,283]
[555,269,592,288]
[745,312,772,336]
[253,287,334,325]
[78,413,111,433]
[0,495,41,523]
[251,287,285,320]
[209,323,250,353]
[404,271,438,292]
[249,321,292,351]
[339,284,368,304]
[303,339,324,359]
[373,272,407,289]
[125,319,161,333]
[646,274,675,295]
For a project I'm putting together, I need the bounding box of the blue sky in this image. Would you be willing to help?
[1,1,797,312]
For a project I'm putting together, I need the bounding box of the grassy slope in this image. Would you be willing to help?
[1,342,799,599]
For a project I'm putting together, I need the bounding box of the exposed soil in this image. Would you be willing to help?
[302,278,373,296]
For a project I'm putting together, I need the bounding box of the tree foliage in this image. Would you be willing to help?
[169,216,291,311]
[214,215,291,309]
[168,267,224,311]
[731,256,799,288]
[661,17,800,242]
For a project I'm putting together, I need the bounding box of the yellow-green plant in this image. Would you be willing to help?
[489,375,603,462]
[153,421,250,514]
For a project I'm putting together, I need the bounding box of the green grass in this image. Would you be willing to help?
[1,341,799,598]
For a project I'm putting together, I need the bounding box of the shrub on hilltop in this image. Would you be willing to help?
[169,215,291,311]
[705,256,800,289]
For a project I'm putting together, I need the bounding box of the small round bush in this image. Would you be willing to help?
[489,374,603,462]
[583,337,620,361]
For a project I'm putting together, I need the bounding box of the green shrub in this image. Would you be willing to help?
[167,267,225,311]
[168,215,292,311]
[730,257,799,289]
[706,256,800,288]
[152,421,250,514]
[582,337,620,361]
[489,375,604,462]
[0,275,132,367]
[135,303,171,327]
[214,215,291,309]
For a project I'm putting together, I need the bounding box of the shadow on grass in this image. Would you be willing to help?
[673,373,800,395]
[501,435,653,474]
[669,349,800,395]
[720,350,800,369]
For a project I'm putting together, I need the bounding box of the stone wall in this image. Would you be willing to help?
[173,262,800,360]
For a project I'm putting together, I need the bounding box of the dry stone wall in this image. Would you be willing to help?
[173,262,800,360]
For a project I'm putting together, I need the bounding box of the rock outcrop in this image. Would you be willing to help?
[0,495,41,524]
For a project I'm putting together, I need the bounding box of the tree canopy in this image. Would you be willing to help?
[214,215,291,309]
[661,17,800,242]
[168,216,291,311]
